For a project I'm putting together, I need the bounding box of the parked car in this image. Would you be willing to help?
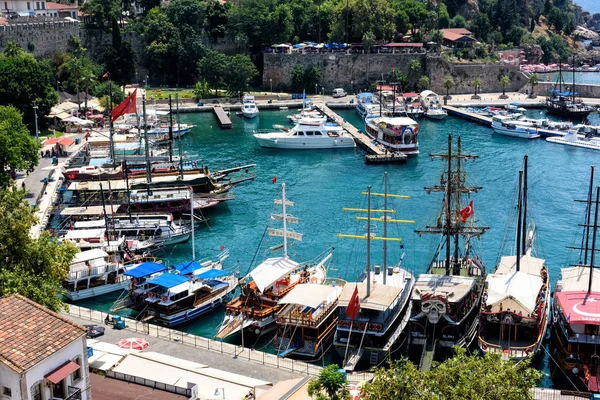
[332,88,347,98]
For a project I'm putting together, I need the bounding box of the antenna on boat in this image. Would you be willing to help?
[168,94,174,163]
[516,170,523,272]
[282,182,288,258]
[521,155,528,254]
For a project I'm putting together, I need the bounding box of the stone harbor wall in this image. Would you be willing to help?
[536,81,600,97]
[0,20,80,57]
[263,52,528,95]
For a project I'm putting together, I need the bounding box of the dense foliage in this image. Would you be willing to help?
[361,348,543,400]
[0,43,58,132]
[0,106,40,188]
[0,188,78,312]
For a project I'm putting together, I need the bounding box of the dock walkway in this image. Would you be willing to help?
[315,103,407,164]
[213,106,232,129]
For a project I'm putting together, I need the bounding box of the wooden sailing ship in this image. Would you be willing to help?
[478,155,550,360]
[408,135,488,371]
[214,182,330,340]
[333,173,415,370]
[550,165,600,392]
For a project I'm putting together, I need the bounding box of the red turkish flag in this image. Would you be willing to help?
[111,89,137,123]
[345,285,361,320]
[459,200,474,223]
[271,176,277,184]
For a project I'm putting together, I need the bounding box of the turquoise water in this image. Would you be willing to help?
[549,71,600,85]
[74,108,599,383]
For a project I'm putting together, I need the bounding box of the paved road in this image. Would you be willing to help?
[90,373,187,400]
[65,314,303,384]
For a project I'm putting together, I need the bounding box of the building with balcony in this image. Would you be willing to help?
[0,294,91,400]
[1,0,49,17]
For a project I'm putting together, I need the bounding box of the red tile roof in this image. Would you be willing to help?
[382,43,423,47]
[0,294,86,373]
[46,1,77,9]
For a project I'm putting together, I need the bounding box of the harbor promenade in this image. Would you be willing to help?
[63,305,374,385]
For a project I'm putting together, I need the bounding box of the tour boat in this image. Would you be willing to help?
[62,228,128,253]
[408,135,488,371]
[63,160,204,182]
[62,249,157,301]
[546,130,600,151]
[287,98,319,124]
[71,214,192,248]
[478,156,550,360]
[253,118,355,149]
[364,116,419,155]
[214,183,330,340]
[545,60,594,120]
[356,93,380,119]
[424,104,447,120]
[241,95,259,119]
[491,116,541,139]
[274,278,346,358]
[141,258,236,327]
[333,173,415,370]
[550,166,600,392]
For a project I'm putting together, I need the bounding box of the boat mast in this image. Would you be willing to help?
[124,159,132,222]
[589,186,599,294]
[445,134,452,275]
[584,166,595,266]
[142,95,151,196]
[572,55,576,104]
[168,94,174,163]
[282,182,288,258]
[190,187,195,261]
[99,182,111,242]
[383,172,388,285]
[516,170,523,271]
[367,185,372,297]
[108,78,115,166]
[177,93,184,180]
[521,155,528,254]
[453,136,462,275]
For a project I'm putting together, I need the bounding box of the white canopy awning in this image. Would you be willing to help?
[72,249,109,263]
[279,284,339,309]
[419,90,438,99]
[249,257,299,293]
[486,271,543,314]
[496,255,545,276]
[64,228,106,240]
[560,266,600,292]
[63,116,94,126]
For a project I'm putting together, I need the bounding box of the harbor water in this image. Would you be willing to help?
[74,107,599,386]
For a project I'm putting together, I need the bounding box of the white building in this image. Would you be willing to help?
[0,294,91,400]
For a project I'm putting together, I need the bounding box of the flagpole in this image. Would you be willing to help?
[343,320,354,366]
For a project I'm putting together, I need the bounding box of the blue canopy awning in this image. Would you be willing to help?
[357,92,374,99]
[172,260,201,275]
[147,273,189,288]
[125,262,168,279]
[89,158,111,166]
[195,268,229,280]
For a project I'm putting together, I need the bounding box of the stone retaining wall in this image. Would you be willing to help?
[536,81,600,98]
[0,20,80,56]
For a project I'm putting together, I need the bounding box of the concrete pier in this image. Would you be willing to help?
[213,106,232,129]
[315,103,407,164]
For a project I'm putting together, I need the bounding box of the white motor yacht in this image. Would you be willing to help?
[253,118,355,149]
[546,130,600,151]
[242,95,259,119]
[492,116,541,139]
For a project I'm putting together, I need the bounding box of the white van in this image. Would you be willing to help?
[332,88,347,98]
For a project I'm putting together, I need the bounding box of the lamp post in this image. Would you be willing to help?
[145,76,149,92]
[214,387,225,399]
[270,78,272,94]
[315,83,318,95]
[33,101,39,142]
[351,80,353,95]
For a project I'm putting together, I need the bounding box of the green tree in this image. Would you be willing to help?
[290,64,320,93]
[361,348,543,400]
[416,75,429,92]
[307,364,349,400]
[224,54,258,95]
[528,73,539,97]
[206,0,230,43]
[0,106,40,187]
[62,55,98,116]
[194,80,211,100]
[472,77,481,96]
[80,0,120,27]
[0,43,58,132]
[469,12,492,42]
[0,188,78,312]
[91,81,125,107]
[198,50,228,96]
[500,74,510,96]
[443,76,454,98]
[438,3,450,29]
[450,14,466,28]
[103,16,135,85]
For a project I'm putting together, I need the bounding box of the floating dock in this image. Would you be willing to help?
[443,105,567,138]
[213,106,232,129]
[315,103,407,164]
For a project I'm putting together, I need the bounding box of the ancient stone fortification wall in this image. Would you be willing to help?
[263,53,528,95]
[537,81,600,98]
[0,20,80,57]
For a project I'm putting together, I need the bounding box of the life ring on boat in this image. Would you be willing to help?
[310,276,318,283]
[162,295,168,302]
[148,292,155,299]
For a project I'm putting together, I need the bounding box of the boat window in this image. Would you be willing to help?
[296,132,304,136]
[306,131,313,136]
[314,131,323,136]
[170,290,188,301]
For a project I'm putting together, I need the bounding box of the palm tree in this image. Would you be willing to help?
[472,78,481,98]
[362,31,376,83]
[443,77,454,99]
[499,75,510,98]
[528,73,539,98]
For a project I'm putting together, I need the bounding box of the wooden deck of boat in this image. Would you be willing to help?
[213,106,232,129]
[314,103,407,164]
[531,388,591,399]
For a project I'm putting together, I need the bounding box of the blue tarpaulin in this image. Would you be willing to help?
[173,260,201,275]
[125,262,168,278]
[195,268,229,280]
[89,158,111,166]
[357,92,374,99]
[147,273,189,288]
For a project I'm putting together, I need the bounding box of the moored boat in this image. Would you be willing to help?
[253,118,355,149]
[242,95,259,119]
[364,116,419,155]
[492,117,541,139]
[546,130,600,151]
